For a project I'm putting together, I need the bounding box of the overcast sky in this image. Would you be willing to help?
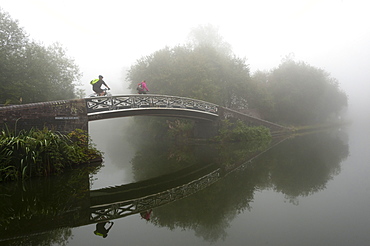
[2,0,370,116]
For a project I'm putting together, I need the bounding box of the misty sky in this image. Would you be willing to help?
[2,0,370,117]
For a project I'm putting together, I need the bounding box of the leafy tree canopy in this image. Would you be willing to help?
[265,57,348,124]
[127,25,347,126]
[0,8,81,104]
[187,24,232,56]
[127,25,251,109]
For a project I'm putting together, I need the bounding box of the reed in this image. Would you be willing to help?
[0,128,102,182]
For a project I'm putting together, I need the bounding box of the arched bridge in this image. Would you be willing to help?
[0,94,289,135]
[86,94,219,122]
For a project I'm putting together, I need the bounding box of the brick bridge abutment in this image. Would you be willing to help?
[0,99,88,134]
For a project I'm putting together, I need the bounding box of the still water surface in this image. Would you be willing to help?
[1,117,370,246]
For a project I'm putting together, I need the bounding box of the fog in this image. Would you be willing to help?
[2,0,370,122]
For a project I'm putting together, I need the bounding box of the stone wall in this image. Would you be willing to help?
[0,99,88,134]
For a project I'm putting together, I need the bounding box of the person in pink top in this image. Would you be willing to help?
[137,80,149,94]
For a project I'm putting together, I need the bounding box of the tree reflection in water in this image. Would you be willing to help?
[0,128,348,244]
[142,129,348,242]
[0,163,102,246]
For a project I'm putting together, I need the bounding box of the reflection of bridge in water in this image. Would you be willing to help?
[88,137,288,224]
[0,136,288,243]
[90,164,221,223]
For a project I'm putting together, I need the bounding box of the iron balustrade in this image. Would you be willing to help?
[85,94,219,115]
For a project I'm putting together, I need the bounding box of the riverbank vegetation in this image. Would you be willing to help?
[127,115,272,147]
[214,119,271,143]
[0,128,102,182]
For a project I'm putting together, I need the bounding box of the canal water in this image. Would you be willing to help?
[1,116,370,246]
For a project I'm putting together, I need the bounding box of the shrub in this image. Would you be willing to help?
[215,119,271,142]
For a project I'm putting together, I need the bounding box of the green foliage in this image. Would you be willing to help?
[187,24,232,55]
[0,8,81,104]
[66,128,102,163]
[127,26,251,110]
[127,24,347,127]
[249,70,275,117]
[215,119,272,142]
[257,58,348,125]
[0,128,102,182]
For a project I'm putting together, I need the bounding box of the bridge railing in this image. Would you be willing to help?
[89,168,221,223]
[85,94,219,115]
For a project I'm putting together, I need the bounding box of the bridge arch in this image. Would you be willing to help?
[0,94,289,135]
[86,94,219,122]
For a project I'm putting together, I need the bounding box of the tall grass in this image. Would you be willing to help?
[0,128,102,182]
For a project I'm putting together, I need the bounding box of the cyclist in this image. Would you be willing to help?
[91,75,110,96]
[137,80,149,94]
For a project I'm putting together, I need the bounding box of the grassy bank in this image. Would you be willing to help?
[213,119,272,143]
[0,128,102,182]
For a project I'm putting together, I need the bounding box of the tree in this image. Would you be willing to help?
[126,26,255,141]
[21,42,79,102]
[0,8,81,104]
[0,9,28,104]
[266,58,348,124]
[127,25,347,127]
[187,24,232,56]
[127,26,252,110]
[249,70,275,118]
